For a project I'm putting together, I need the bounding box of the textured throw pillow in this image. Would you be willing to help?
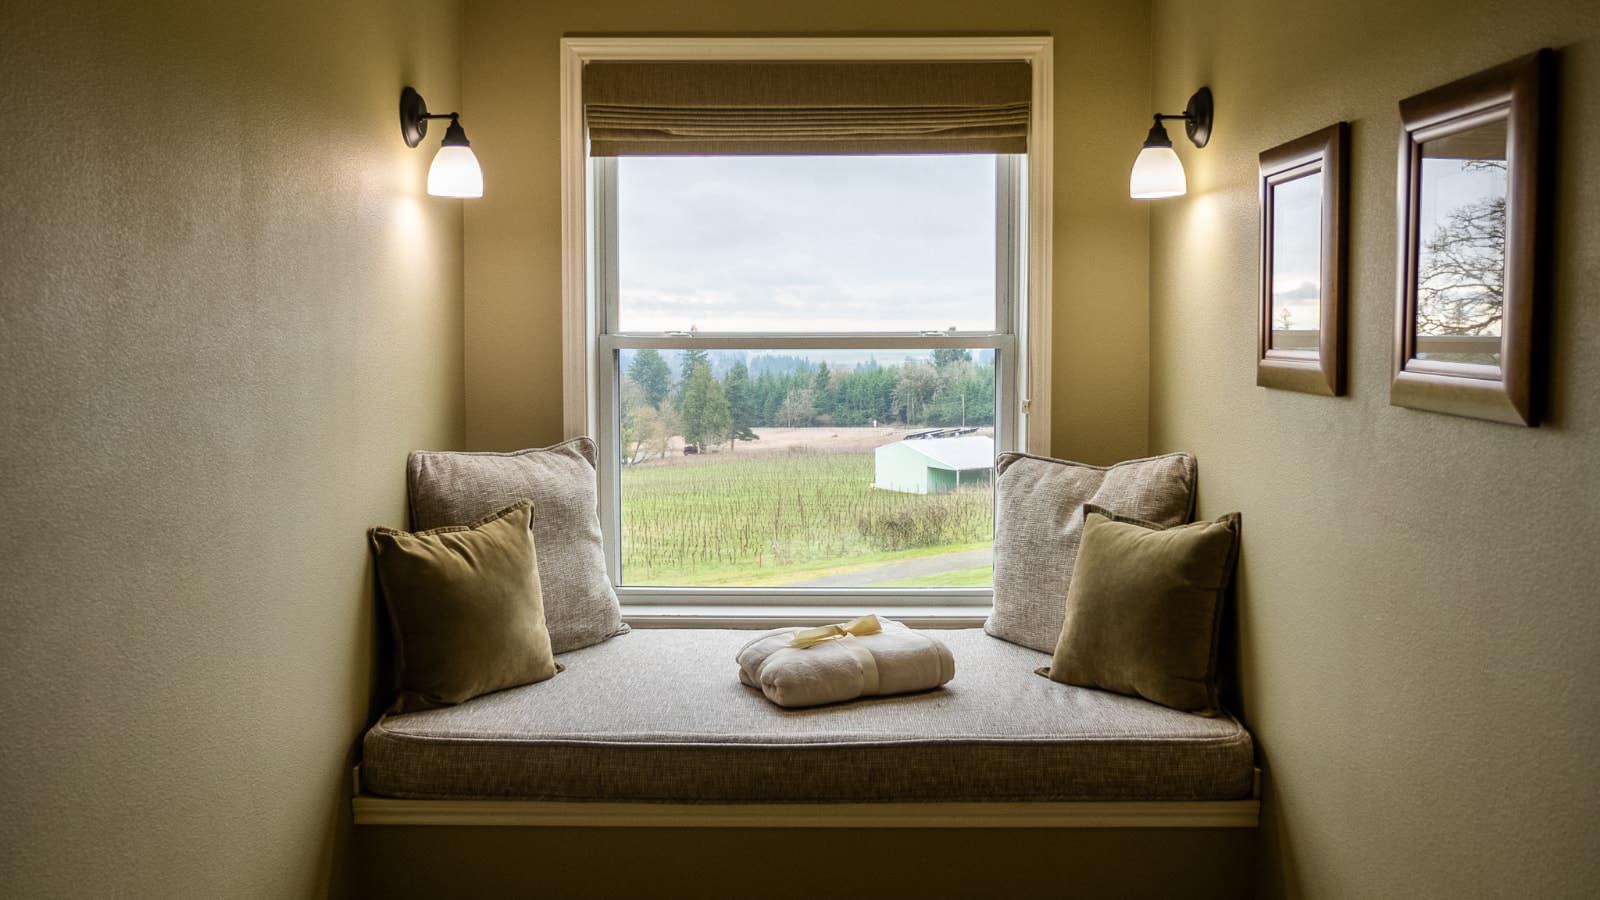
[986,452,1197,652]
[370,501,560,713]
[407,438,626,654]
[1040,505,1241,715]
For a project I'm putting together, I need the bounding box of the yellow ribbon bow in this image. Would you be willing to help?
[787,614,883,649]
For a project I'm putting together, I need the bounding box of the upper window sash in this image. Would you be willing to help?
[592,155,1025,339]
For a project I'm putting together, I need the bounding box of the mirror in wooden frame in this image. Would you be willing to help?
[1258,123,1348,395]
[1393,50,1552,425]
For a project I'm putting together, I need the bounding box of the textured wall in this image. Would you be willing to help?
[460,0,1154,465]
[0,1,463,896]
[1147,1,1600,897]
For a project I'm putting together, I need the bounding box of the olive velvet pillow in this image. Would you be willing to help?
[370,500,560,713]
[1040,505,1241,715]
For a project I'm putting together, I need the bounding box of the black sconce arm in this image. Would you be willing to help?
[1144,87,1213,149]
[400,86,470,148]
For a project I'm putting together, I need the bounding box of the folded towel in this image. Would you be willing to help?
[736,615,957,708]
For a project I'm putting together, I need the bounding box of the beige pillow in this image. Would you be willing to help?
[370,501,560,713]
[987,452,1197,652]
[407,438,626,654]
[1040,505,1240,715]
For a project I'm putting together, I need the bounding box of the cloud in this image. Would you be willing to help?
[1274,281,1320,302]
[616,155,999,332]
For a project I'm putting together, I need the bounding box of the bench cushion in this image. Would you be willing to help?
[361,628,1254,803]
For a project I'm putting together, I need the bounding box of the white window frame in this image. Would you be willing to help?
[560,37,1053,626]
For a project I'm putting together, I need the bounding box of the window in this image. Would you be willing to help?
[562,38,1054,615]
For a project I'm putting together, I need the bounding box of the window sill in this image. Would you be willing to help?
[620,603,991,630]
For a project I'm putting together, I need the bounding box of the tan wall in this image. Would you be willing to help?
[0,1,463,897]
[1147,1,1600,897]
[461,0,1154,465]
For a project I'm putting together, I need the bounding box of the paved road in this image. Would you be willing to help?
[790,547,993,587]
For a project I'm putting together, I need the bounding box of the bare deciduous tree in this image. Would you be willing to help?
[1417,160,1506,338]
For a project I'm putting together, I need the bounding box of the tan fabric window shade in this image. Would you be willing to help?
[584,61,1031,156]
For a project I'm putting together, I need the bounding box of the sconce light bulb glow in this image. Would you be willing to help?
[1129,145,1187,199]
[427,145,483,198]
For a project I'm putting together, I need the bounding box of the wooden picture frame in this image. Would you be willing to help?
[1392,49,1552,425]
[1258,123,1349,395]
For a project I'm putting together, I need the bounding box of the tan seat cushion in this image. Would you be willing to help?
[361,628,1254,803]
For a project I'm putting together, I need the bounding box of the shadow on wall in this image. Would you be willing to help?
[330,563,398,900]
[1255,761,1305,900]
[1227,557,1306,900]
[1217,542,1248,720]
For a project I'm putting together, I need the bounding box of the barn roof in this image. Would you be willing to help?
[892,434,995,471]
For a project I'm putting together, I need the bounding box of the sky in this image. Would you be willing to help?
[1269,171,1323,335]
[1416,155,1507,337]
[616,155,1000,333]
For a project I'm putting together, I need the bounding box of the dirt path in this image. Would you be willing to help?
[629,426,995,467]
[789,546,993,587]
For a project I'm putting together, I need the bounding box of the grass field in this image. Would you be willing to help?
[620,450,993,587]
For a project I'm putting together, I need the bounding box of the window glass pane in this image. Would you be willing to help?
[617,156,1000,333]
[617,348,996,587]
[1268,171,1322,351]
[1414,120,1508,367]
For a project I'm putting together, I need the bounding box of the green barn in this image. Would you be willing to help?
[872,432,995,494]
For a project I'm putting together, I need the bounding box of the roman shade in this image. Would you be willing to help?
[584,61,1032,156]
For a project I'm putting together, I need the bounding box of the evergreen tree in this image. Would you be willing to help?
[724,361,757,443]
[679,362,731,450]
[811,362,834,420]
[627,349,672,409]
[673,348,712,411]
[679,348,711,382]
[929,359,996,426]
[932,347,973,369]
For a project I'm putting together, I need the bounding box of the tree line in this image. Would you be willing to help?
[621,348,995,460]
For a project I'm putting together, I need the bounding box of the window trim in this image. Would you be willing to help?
[560,37,1054,616]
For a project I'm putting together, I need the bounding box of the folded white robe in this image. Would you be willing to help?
[736,615,956,709]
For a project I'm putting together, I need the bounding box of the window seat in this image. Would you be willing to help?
[354,628,1257,827]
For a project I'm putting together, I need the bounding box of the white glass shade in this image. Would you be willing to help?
[427,145,483,198]
[1129,145,1187,199]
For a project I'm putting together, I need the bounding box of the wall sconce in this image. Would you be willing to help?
[400,86,483,198]
[1129,87,1213,199]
